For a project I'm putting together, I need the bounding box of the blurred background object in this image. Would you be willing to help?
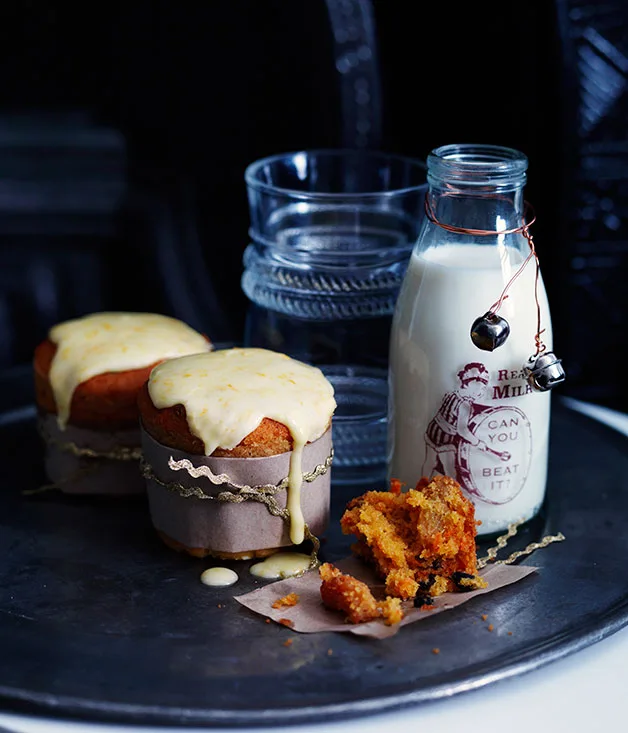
[554,0,628,411]
[0,0,625,412]
[0,111,126,366]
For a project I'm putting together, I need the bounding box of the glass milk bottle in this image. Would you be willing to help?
[388,144,564,536]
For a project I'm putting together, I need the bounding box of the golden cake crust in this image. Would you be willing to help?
[137,381,296,457]
[34,339,163,430]
[35,334,213,431]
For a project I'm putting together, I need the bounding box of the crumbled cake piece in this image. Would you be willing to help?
[319,562,405,626]
[340,475,487,601]
[319,563,379,623]
[272,593,300,609]
[379,596,404,626]
[451,571,487,591]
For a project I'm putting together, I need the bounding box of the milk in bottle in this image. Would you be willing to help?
[388,145,555,535]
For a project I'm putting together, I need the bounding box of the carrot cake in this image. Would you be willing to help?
[138,347,336,559]
[339,475,486,601]
[34,311,212,494]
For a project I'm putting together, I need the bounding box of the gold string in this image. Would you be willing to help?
[140,452,334,573]
[477,520,524,569]
[26,422,143,495]
[50,442,142,461]
[477,518,566,569]
[37,420,142,461]
[165,450,334,496]
[490,533,566,566]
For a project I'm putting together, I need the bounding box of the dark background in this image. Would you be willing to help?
[0,0,625,411]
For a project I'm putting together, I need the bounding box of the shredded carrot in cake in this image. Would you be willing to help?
[340,474,487,600]
[318,475,489,626]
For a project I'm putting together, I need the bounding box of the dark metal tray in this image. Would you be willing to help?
[0,364,626,728]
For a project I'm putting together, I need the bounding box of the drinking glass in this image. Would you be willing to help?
[242,149,427,485]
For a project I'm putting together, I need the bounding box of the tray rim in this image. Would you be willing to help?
[1,600,627,729]
[0,365,626,728]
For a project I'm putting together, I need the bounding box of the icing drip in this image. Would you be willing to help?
[249,552,312,579]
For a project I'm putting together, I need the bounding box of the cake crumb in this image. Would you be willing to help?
[508,631,513,636]
[272,593,300,609]
[265,618,271,624]
[283,638,293,647]
[278,618,294,628]
[380,597,404,626]
[481,614,488,621]
[432,648,440,655]
[319,563,404,625]
[327,648,333,656]
[488,624,494,632]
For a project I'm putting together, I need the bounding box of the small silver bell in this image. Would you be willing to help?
[470,312,510,351]
[523,352,566,392]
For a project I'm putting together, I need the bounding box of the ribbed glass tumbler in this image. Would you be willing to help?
[242,149,427,485]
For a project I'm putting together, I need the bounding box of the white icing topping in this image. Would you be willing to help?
[48,312,211,429]
[249,552,312,579]
[148,348,336,544]
[200,567,239,587]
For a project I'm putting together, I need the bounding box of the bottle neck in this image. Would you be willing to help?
[426,184,526,232]
[424,144,529,234]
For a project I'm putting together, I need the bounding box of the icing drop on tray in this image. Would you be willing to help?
[148,348,336,545]
[200,567,239,587]
[249,552,312,580]
[49,312,211,428]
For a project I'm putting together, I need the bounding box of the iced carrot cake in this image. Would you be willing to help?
[34,311,212,494]
[137,347,336,559]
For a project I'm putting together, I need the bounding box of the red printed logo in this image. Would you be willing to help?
[422,362,532,505]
